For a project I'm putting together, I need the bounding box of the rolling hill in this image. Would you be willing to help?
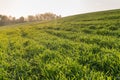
[0,9,120,80]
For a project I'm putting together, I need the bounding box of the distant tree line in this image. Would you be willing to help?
[0,12,61,26]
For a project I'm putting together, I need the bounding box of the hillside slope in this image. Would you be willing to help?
[0,9,120,80]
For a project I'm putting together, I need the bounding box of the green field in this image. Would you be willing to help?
[0,9,120,80]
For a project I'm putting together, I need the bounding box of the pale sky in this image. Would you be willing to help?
[0,0,120,18]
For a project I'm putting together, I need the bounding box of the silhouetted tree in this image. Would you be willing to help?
[28,15,35,22]
[19,16,24,23]
[12,17,16,23]
[1,15,9,25]
[0,13,61,26]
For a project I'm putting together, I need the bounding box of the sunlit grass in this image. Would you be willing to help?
[0,9,120,80]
